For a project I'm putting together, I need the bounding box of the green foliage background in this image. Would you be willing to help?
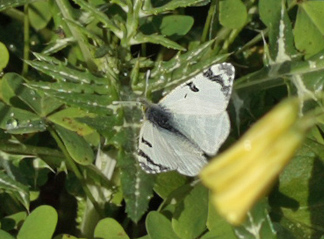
[0,0,324,238]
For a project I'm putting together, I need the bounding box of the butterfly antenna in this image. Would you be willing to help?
[144,69,151,98]
[111,101,140,108]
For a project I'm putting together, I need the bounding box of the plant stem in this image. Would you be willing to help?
[22,4,30,76]
[201,0,218,43]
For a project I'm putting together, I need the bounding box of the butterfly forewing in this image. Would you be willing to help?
[159,63,234,114]
[159,63,234,155]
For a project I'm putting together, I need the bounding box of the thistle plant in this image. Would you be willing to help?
[1,0,324,239]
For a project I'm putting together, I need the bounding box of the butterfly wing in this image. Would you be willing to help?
[159,63,235,155]
[170,112,230,155]
[138,120,207,176]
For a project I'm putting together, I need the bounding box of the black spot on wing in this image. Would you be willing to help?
[203,68,231,97]
[141,136,152,148]
[186,81,199,92]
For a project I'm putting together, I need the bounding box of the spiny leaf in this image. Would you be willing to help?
[72,0,123,38]
[0,0,38,11]
[28,53,111,85]
[143,0,209,15]
[259,0,296,63]
[0,102,46,134]
[132,32,186,51]
[27,83,116,115]
[2,73,62,116]
[147,41,229,92]
[118,142,155,223]
[0,169,30,210]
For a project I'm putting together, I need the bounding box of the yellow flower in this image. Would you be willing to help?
[200,99,308,225]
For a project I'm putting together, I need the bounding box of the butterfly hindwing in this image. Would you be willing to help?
[138,121,207,176]
[170,112,230,155]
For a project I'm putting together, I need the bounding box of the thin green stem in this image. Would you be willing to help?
[220,28,240,53]
[2,8,24,22]
[201,0,218,43]
[22,4,30,76]
[0,142,63,158]
[235,30,268,56]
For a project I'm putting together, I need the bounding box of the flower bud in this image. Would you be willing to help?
[200,99,306,225]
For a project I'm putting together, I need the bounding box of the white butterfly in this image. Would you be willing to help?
[137,63,235,176]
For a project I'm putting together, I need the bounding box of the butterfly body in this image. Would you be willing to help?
[137,63,235,176]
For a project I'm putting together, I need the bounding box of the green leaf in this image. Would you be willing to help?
[0,170,29,210]
[77,115,118,139]
[0,230,15,239]
[55,124,94,165]
[207,197,236,238]
[118,149,155,223]
[302,2,324,35]
[148,41,230,92]
[234,199,277,239]
[30,87,115,115]
[27,54,111,85]
[0,102,46,134]
[172,184,208,239]
[235,51,324,91]
[0,41,9,71]
[133,32,186,51]
[26,79,117,115]
[2,73,62,116]
[72,0,123,37]
[48,108,95,136]
[160,184,194,217]
[144,0,209,15]
[0,0,38,11]
[1,211,27,231]
[270,138,324,238]
[17,205,58,239]
[29,1,52,30]
[259,0,281,26]
[140,15,194,40]
[136,236,150,239]
[159,15,194,38]
[294,2,324,58]
[154,172,187,199]
[259,0,296,63]
[94,218,130,239]
[219,0,247,29]
[53,235,80,239]
[146,212,181,239]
